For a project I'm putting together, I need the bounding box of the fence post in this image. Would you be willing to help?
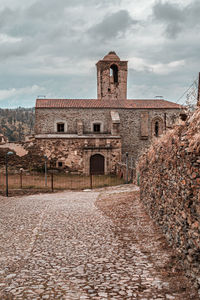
[126,152,129,184]
[44,155,47,187]
[90,174,93,189]
[6,156,8,197]
[70,176,72,189]
[137,173,140,186]
[51,172,54,192]
[5,151,13,197]
[130,157,133,182]
[20,168,23,189]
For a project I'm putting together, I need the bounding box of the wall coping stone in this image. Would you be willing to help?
[35,134,121,139]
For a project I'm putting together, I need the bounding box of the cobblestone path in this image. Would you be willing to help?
[0,185,199,299]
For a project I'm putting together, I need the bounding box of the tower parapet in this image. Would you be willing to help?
[96,51,128,100]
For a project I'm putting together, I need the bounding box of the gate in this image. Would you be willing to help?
[90,154,105,175]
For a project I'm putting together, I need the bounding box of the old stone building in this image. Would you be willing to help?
[34,51,182,175]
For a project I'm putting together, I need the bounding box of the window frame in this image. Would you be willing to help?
[91,121,104,133]
[57,123,65,133]
[151,117,164,137]
[93,123,101,133]
[54,120,67,133]
[155,121,159,137]
[58,161,63,167]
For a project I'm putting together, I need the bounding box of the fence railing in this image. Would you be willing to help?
[0,171,125,196]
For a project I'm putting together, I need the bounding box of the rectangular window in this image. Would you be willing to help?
[57,123,64,132]
[58,161,63,167]
[140,112,149,140]
[93,123,101,133]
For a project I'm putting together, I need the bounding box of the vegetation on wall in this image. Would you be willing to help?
[0,107,35,142]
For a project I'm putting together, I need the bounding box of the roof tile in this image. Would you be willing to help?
[35,99,182,109]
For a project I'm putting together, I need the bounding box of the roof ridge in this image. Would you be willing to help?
[36,98,182,109]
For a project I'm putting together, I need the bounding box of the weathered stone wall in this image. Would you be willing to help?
[0,137,121,175]
[35,108,112,135]
[96,60,128,100]
[116,162,135,183]
[0,141,46,172]
[138,108,200,289]
[35,107,180,166]
[35,136,121,175]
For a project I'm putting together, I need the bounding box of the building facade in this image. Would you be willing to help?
[35,52,182,175]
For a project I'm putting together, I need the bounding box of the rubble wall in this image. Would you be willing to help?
[0,137,121,175]
[0,141,46,172]
[138,108,200,289]
[35,107,180,165]
[116,162,135,183]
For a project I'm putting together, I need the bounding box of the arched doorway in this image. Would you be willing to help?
[90,154,105,175]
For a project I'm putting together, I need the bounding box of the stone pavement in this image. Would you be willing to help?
[0,185,199,299]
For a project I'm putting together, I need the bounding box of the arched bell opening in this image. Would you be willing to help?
[110,64,118,83]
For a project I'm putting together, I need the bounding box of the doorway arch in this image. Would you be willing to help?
[90,154,105,175]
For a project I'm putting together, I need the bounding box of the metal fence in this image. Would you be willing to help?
[0,171,125,196]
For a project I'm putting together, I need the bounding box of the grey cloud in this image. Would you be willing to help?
[0,0,199,108]
[88,10,138,40]
[165,23,183,39]
[0,3,68,38]
[153,1,184,23]
[0,37,34,61]
[25,0,121,22]
[0,0,124,62]
[0,7,18,31]
[0,0,116,38]
[153,0,200,39]
[0,2,83,60]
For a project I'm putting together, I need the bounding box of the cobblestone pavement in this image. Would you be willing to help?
[0,185,199,299]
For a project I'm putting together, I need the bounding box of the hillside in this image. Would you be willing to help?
[0,107,35,142]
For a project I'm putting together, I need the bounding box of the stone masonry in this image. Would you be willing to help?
[138,107,200,291]
[96,51,127,100]
[35,136,121,174]
[35,105,181,171]
[0,186,199,299]
[0,137,121,175]
[34,52,182,174]
[0,51,182,175]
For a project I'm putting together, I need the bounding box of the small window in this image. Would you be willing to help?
[58,161,63,167]
[57,123,64,132]
[110,64,118,83]
[155,121,159,137]
[93,123,101,133]
[152,117,163,137]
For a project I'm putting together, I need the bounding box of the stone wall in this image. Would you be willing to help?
[0,137,121,175]
[0,141,46,172]
[35,136,121,175]
[35,107,180,166]
[96,59,127,100]
[116,162,135,183]
[138,108,200,290]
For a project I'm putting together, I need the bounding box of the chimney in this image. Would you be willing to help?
[198,72,200,107]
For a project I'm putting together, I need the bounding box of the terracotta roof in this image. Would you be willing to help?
[35,98,182,109]
[103,51,120,61]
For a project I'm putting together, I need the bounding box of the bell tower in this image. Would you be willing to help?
[96,51,128,100]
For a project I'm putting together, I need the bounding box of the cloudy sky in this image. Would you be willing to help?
[0,0,200,108]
